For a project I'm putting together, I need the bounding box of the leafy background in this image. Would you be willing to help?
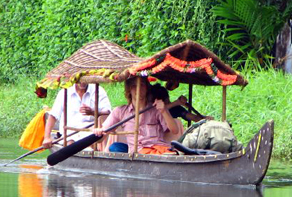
[0,0,292,159]
[0,0,225,82]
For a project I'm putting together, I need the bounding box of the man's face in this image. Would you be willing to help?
[76,83,88,90]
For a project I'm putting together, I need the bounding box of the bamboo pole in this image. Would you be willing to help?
[133,77,141,153]
[94,84,99,127]
[188,84,193,127]
[93,84,99,151]
[63,89,68,147]
[222,86,227,121]
[64,126,90,132]
[182,44,192,127]
[64,127,136,135]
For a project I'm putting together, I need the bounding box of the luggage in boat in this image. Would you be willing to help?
[176,120,242,154]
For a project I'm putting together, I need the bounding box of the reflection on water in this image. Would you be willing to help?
[0,159,291,197]
[18,165,43,197]
[43,170,263,197]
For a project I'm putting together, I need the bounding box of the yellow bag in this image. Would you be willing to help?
[19,109,46,151]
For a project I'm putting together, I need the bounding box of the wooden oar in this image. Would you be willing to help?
[47,105,155,166]
[3,130,80,167]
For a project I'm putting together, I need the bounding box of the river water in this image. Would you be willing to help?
[0,139,291,197]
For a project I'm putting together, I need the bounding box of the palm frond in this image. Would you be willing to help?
[226,33,247,41]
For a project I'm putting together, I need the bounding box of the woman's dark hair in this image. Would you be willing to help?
[151,83,169,101]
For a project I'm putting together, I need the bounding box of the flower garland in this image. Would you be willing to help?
[130,53,238,85]
[36,68,127,95]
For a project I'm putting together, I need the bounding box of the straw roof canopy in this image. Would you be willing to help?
[129,40,248,86]
[36,39,247,97]
[36,40,143,90]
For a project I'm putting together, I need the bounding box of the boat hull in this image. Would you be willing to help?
[49,120,274,186]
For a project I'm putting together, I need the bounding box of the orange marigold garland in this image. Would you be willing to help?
[132,52,237,85]
[129,58,159,75]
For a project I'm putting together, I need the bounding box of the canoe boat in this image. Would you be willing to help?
[49,119,273,186]
[36,40,273,186]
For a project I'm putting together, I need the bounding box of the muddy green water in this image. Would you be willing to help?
[0,138,291,197]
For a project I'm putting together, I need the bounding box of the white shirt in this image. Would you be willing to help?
[49,84,111,134]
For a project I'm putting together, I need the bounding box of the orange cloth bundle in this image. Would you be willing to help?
[139,145,174,155]
[19,109,47,151]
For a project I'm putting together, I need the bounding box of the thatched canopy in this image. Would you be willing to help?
[36,40,142,91]
[36,39,248,97]
[129,40,247,86]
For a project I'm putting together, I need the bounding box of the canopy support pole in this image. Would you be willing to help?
[188,84,193,127]
[93,83,99,151]
[63,89,68,147]
[222,86,227,121]
[94,84,99,127]
[134,77,141,153]
[181,44,193,127]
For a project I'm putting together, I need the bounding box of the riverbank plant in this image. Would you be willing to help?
[212,0,292,67]
[0,0,223,83]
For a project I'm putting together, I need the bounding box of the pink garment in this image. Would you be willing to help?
[163,119,184,143]
[102,104,169,153]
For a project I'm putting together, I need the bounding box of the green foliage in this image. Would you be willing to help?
[0,0,44,82]
[212,0,292,69]
[0,0,224,83]
[0,76,57,137]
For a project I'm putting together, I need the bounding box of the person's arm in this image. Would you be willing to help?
[154,99,179,134]
[166,95,188,109]
[42,90,63,148]
[91,106,121,135]
[166,99,181,109]
[81,86,111,116]
[185,112,204,122]
[80,103,111,116]
[171,96,214,122]
[42,115,57,149]
[182,109,213,122]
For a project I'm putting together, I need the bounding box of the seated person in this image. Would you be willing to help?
[92,77,179,155]
[42,83,111,149]
[151,83,213,122]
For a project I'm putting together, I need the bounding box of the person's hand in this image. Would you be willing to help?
[80,104,93,116]
[91,127,105,137]
[42,137,53,149]
[154,99,166,113]
[178,95,187,106]
[204,116,214,120]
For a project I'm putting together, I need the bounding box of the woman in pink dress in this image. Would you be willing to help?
[92,77,178,154]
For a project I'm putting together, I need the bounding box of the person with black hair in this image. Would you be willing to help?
[151,83,213,122]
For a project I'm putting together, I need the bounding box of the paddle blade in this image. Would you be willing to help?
[47,134,102,166]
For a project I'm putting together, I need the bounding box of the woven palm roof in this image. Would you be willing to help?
[36,40,143,90]
[36,39,248,97]
[129,40,248,86]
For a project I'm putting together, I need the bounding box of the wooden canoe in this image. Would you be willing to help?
[49,120,274,186]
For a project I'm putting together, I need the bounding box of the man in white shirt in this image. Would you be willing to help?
[42,83,111,149]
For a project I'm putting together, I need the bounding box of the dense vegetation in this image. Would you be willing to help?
[0,0,291,160]
[0,0,225,83]
[1,0,290,81]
